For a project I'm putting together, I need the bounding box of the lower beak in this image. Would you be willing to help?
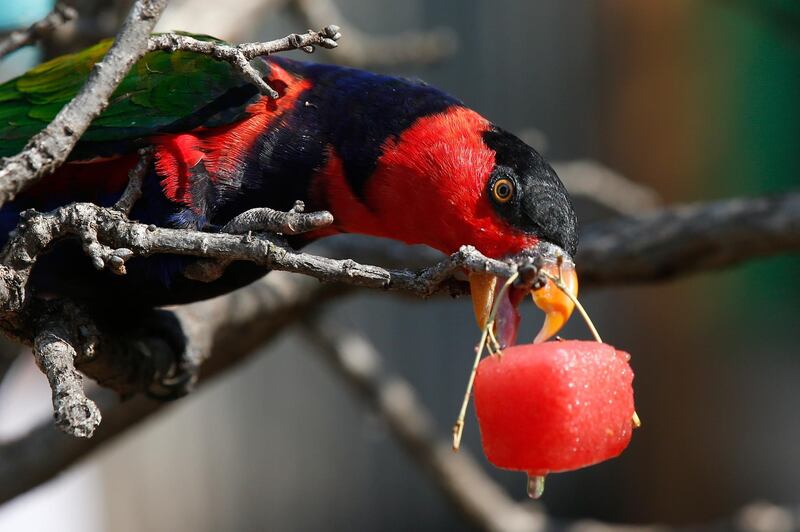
[532,262,578,343]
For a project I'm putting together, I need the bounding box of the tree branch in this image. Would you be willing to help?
[577,191,800,286]
[0,2,77,60]
[1,190,797,324]
[309,192,800,290]
[31,302,101,438]
[0,200,519,318]
[0,0,168,209]
[146,25,341,98]
[112,147,153,215]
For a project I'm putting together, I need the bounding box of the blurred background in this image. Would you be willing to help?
[0,0,799,530]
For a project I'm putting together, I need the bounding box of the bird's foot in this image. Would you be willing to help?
[183,201,333,283]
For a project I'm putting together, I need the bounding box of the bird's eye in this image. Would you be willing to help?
[492,178,514,204]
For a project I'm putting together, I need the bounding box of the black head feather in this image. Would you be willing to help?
[483,127,578,257]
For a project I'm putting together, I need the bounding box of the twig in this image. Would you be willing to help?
[31,303,101,438]
[113,147,153,215]
[146,26,341,98]
[452,273,520,451]
[301,321,545,532]
[292,0,457,67]
[0,2,77,60]
[0,0,168,209]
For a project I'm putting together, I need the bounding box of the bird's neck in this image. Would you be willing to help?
[209,58,466,238]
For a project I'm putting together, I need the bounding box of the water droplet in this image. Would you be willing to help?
[527,474,546,499]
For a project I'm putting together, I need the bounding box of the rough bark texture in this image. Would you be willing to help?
[33,310,102,438]
[578,192,800,285]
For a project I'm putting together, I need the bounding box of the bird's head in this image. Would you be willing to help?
[317,106,578,345]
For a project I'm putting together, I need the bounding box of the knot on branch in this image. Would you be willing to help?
[0,265,26,316]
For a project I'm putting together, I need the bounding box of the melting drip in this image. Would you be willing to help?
[527,474,546,499]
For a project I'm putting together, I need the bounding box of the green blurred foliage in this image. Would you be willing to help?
[698,1,800,336]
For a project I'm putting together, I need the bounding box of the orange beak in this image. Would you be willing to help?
[469,271,497,330]
[532,261,578,343]
[469,252,578,346]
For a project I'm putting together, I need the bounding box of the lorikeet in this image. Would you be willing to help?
[0,34,578,344]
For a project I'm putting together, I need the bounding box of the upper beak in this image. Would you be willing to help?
[532,259,578,343]
[469,271,522,348]
[469,271,497,331]
[468,248,578,347]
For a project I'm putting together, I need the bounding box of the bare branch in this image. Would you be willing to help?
[552,160,662,216]
[1,191,797,322]
[0,200,517,316]
[0,2,77,60]
[302,321,545,532]
[146,26,341,98]
[292,0,457,67]
[0,0,168,209]
[113,147,153,215]
[577,192,800,286]
[32,303,101,438]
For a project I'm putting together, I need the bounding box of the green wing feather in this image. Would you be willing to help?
[0,33,261,158]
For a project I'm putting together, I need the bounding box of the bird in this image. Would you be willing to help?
[0,34,578,346]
